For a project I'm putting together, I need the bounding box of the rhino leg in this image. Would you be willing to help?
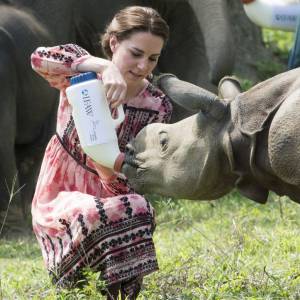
[268,89,300,186]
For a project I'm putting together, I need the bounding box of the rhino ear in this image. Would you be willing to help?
[218,76,242,101]
[156,73,228,120]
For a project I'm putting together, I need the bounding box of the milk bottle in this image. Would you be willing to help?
[66,72,125,170]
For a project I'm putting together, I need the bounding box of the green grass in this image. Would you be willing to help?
[145,193,300,299]
[1,193,300,299]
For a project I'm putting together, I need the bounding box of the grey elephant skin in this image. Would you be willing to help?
[122,68,300,204]
[0,5,56,217]
[8,0,234,89]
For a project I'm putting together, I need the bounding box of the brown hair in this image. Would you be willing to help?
[101,6,169,59]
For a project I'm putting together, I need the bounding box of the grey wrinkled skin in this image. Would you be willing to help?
[122,68,300,205]
[9,0,234,89]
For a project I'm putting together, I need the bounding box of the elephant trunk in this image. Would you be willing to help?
[188,0,235,84]
[157,74,227,120]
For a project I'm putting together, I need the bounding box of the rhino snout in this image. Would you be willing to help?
[124,143,140,169]
[125,143,135,157]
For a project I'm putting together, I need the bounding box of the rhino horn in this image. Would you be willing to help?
[156,74,228,120]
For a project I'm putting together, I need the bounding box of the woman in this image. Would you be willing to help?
[31,6,172,300]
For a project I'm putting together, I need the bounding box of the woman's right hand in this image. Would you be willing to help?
[75,56,127,108]
[101,62,127,109]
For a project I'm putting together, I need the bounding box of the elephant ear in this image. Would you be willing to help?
[155,73,228,120]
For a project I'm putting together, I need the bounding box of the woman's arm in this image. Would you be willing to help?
[77,56,127,107]
[31,44,127,105]
[31,44,91,90]
[31,44,127,173]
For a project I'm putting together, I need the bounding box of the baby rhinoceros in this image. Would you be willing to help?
[122,69,300,204]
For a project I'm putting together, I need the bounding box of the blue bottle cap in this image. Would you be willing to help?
[70,71,97,85]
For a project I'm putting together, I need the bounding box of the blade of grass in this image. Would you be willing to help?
[0,173,25,237]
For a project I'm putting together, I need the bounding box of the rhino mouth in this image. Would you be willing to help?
[124,154,140,169]
[123,154,147,175]
[122,154,148,192]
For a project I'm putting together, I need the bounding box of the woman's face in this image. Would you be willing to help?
[110,31,164,85]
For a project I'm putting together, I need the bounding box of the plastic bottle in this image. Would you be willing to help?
[66,72,125,170]
[242,0,300,31]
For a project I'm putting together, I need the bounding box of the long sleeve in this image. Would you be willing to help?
[158,95,173,124]
[31,44,91,90]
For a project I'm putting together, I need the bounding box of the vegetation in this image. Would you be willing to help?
[262,28,294,60]
[237,28,294,89]
[145,194,300,299]
[255,28,294,82]
[1,194,300,299]
[1,29,299,299]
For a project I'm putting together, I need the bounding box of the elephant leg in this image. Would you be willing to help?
[15,136,48,220]
[0,48,25,234]
[0,92,23,234]
[218,76,242,100]
[152,1,216,90]
[0,139,19,210]
[268,89,300,186]
[187,0,235,85]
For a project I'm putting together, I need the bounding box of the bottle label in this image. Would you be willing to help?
[77,88,113,146]
[272,6,299,29]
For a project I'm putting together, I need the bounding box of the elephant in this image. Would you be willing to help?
[122,68,300,205]
[7,0,235,90]
[0,5,56,225]
[0,0,235,227]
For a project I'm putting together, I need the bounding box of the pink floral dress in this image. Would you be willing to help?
[30,44,172,293]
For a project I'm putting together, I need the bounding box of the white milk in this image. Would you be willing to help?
[66,72,124,169]
[243,0,300,31]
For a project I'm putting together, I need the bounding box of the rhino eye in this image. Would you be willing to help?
[159,131,168,151]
